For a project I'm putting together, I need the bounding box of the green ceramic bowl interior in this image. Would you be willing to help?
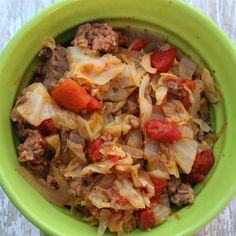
[0,0,236,235]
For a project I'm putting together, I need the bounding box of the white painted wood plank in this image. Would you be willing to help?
[187,0,236,44]
[0,189,43,236]
[0,0,235,236]
[0,2,55,236]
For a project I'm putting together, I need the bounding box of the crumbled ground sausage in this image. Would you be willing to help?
[127,100,139,115]
[26,163,49,178]
[18,129,48,164]
[168,177,181,194]
[126,90,139,115]
[72,23,119,52]
[168,178,195,206]
[40,45,69,90]
[11,98,50,176]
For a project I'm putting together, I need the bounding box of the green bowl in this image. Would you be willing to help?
[0,0,236,235]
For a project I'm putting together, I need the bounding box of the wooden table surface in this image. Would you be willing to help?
[0,0,235,235]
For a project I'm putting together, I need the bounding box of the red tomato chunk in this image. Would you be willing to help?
[116,196,129,205]
[181,95,191,110]
[139,208,156,230]
[151,47,177,72]
[182,149,214,184]
[86,96,103,112]
[88,136,105,162]
[129,39,149,51]
[182,173,205,185]
[145,120,181,143]
[152,178,168,196]
[192,149,215,175]
[37,119,58,136]
[51,79,102,113]
[182,80,195,92]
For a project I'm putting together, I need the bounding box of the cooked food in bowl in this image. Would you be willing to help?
[11,22,220,235]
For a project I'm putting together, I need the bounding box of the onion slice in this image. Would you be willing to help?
[140,54,157,74]
[139,75,153,124]
[170,138,198,174]
[155,86,168,105]
[179,56,197,80]
[17,166,68,207]
[202,69,220,103]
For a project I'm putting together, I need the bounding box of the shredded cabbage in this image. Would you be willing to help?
[121,145,144,159]
[190,79,204,116]
[63,157,83,178]
[139,75,153,124]
[178,125,194,139]
[70,52,125,85]
[179,56,197,80]
[53,110,104,141]
[114,179,145,209]
[162,100,191,124]
[80,160,115,176]
[106,86,136,102]
[67,46,99,65]
[45,134,60,151]
[17,83,56,126]
[170,138,198,174]
[67,140,87,163]
[202,69,220,103]
[100,145,126,158]
[158,144,180,178]
[140,54,157,74]
[152,204,171,225]
[155,86,168,105]
[45,134,60,158]
[126,129,143,148]
[103,114,138,137]
[193,118,211,133]
[97,209,110,236]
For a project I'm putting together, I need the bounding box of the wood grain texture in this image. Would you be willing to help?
[0,0,235,235]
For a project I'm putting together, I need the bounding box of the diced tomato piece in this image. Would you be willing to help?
[86,96,103,112]
[139,208,156,230]
[129,39,150,51]
[192,149,215,175]
[181,95,191,110]
[88,136,105,162]
[141,188,148,195]
[37,119,58,136]
[152,178,168,196]
[88,206,100,217]
[182,149,214,185]
[51,79,91,113]
[163,76,194,109]
[145,119,181,143]
[182,173,205,185]
[151,47,177,72]
[117,196,129,205]
[165,77,194,109]
[108,155,122,163]
[165,76,195,92]
[182,80,195,92]
[150,196,161,204]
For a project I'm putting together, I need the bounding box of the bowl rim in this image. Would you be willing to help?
[0,0,236,235]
